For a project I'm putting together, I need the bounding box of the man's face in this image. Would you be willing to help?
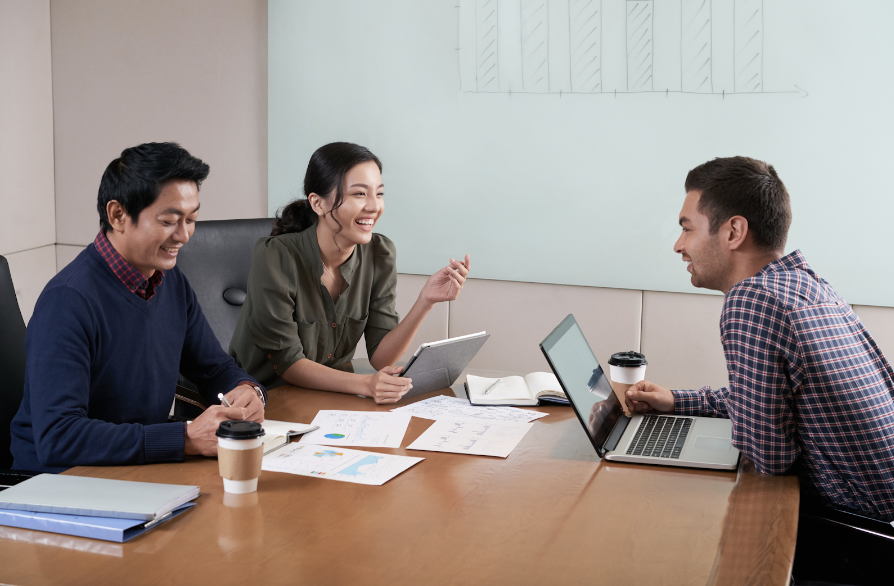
[674,190,730,291]
[113,179,200,278]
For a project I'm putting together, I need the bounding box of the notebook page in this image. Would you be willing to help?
[466,375,532,400]
[524,372,565,397]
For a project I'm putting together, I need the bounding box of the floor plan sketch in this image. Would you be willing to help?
[458,0,781,96]
[476,0,500,91]
[521,0,551,91]
[570,0,602,92]
[626,1,653,91]
[681,0,712,92]
[734,0,762,91]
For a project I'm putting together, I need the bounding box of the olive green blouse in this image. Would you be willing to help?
[229,226,399,390]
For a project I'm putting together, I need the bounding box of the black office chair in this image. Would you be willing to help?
[0,255,39,486]
[792,496,894,586]
[175,218,275,352]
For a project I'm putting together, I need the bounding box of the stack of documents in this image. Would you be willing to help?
[0,474,199,543]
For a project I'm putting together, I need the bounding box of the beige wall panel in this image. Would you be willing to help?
[0,0,56,255]
[5,245,57,325]
[853,305,894,362]
[51,0,268,246]
[447,279,642,374]
[56,244,87,273]
[641,291,729,391]
[354,274,449,362]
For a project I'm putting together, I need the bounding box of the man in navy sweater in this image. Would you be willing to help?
[11,142,266,473]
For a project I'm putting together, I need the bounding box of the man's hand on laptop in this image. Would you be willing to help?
[625,381,675,414]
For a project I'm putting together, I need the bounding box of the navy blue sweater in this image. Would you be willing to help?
[10,245,260,473]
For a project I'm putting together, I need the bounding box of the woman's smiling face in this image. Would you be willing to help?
[315,160,384,247]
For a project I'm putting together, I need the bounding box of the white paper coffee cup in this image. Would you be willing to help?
[607,351,648,416]
[217,421,265,494]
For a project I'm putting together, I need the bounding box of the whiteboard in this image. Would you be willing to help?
[269,0,894,307]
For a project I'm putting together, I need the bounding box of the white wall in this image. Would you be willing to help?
[0,0,56,323]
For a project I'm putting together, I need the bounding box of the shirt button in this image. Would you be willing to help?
[273,365,277,370]
[331,323,336,328]
[328,354,332,358]
[267,354,272,359]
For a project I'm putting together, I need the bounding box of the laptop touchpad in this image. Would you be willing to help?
[694,436,732,451]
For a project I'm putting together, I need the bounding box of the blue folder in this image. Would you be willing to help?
[0,502,195,543]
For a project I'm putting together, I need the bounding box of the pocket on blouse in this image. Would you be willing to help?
[296,319,320,362]
[335,315,368,360]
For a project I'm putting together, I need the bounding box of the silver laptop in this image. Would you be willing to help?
[540,314,739,470]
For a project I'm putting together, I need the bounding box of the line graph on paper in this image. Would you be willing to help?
[457,0,800,97]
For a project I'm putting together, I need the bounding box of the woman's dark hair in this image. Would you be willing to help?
[271,142,383,236]
[685,156,792,252]
[97,142,210,233]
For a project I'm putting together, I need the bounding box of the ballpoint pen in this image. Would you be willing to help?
[483,379,502,395]
[218,393,232,408]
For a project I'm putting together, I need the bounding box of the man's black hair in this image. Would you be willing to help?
[685,156,792,252]
[97,142,210,233]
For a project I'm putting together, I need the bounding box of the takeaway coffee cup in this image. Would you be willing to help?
[217,420,266,494]
[607,351,648,417]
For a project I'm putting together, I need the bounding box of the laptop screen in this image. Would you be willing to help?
[540,314,623,455]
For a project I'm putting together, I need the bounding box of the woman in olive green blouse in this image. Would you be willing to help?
[229,142,470,404]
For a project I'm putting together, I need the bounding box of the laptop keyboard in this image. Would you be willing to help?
[626,415,693,459]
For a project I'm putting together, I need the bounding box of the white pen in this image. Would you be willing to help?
[218,393,232,408]
[483,379,502,395]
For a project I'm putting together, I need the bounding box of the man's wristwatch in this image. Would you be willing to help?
[251,384,266,406]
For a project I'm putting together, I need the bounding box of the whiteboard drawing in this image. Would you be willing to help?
[459,0,782,96]
[734,0,763,92]
[570,0,602,92]
[681,0,712,93]
[476,0,500,91]
[522,0,551,91]
[626,1,653,91]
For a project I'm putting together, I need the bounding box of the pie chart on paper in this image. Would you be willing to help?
[324,433,346,439]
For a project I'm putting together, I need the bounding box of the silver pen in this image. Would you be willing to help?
[483,379,502,395]
[218,393,232,408]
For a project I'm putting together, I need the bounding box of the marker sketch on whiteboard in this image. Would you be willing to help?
[458,0,794,97]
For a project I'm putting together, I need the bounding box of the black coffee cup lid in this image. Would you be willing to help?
[608,351,648,367]
[216,420,266,440]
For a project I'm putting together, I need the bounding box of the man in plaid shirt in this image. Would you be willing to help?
[625,157,894,523]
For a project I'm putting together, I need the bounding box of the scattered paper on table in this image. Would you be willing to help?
[298,411,411,448]
[407,418,534,458]
[263,444,423,485]
[391,395,547,423]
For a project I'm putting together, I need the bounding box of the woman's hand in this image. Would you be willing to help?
[364,365,413,404]
[420,255,471,306]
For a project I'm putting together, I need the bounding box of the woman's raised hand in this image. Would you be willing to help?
[420,254,471,305]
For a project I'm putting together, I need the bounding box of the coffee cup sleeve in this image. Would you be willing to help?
[219,445,264,481]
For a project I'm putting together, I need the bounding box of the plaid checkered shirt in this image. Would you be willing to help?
[672,250,894,520]
[93,231,163,300]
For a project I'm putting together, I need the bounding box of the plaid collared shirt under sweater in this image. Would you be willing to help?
[671,250,894,520]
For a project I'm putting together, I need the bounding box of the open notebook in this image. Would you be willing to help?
[466,372,569,406]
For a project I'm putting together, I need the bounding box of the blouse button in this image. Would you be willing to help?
[328,354,332,359]
[267,354,272,359]
[273,365,277,370]
[331,323,336,328]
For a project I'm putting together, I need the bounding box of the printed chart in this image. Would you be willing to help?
[392,395,548,424]
[262,444,423,486]
[299,411,412,448]
[407,418,534,458]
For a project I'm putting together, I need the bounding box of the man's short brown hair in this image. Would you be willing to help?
[685,157,792,252]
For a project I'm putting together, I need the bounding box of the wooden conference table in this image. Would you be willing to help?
[0,377,799,585]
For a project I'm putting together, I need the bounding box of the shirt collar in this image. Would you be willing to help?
[93,231,164,300]
[758,249,809,276]
[300,224,359,285]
